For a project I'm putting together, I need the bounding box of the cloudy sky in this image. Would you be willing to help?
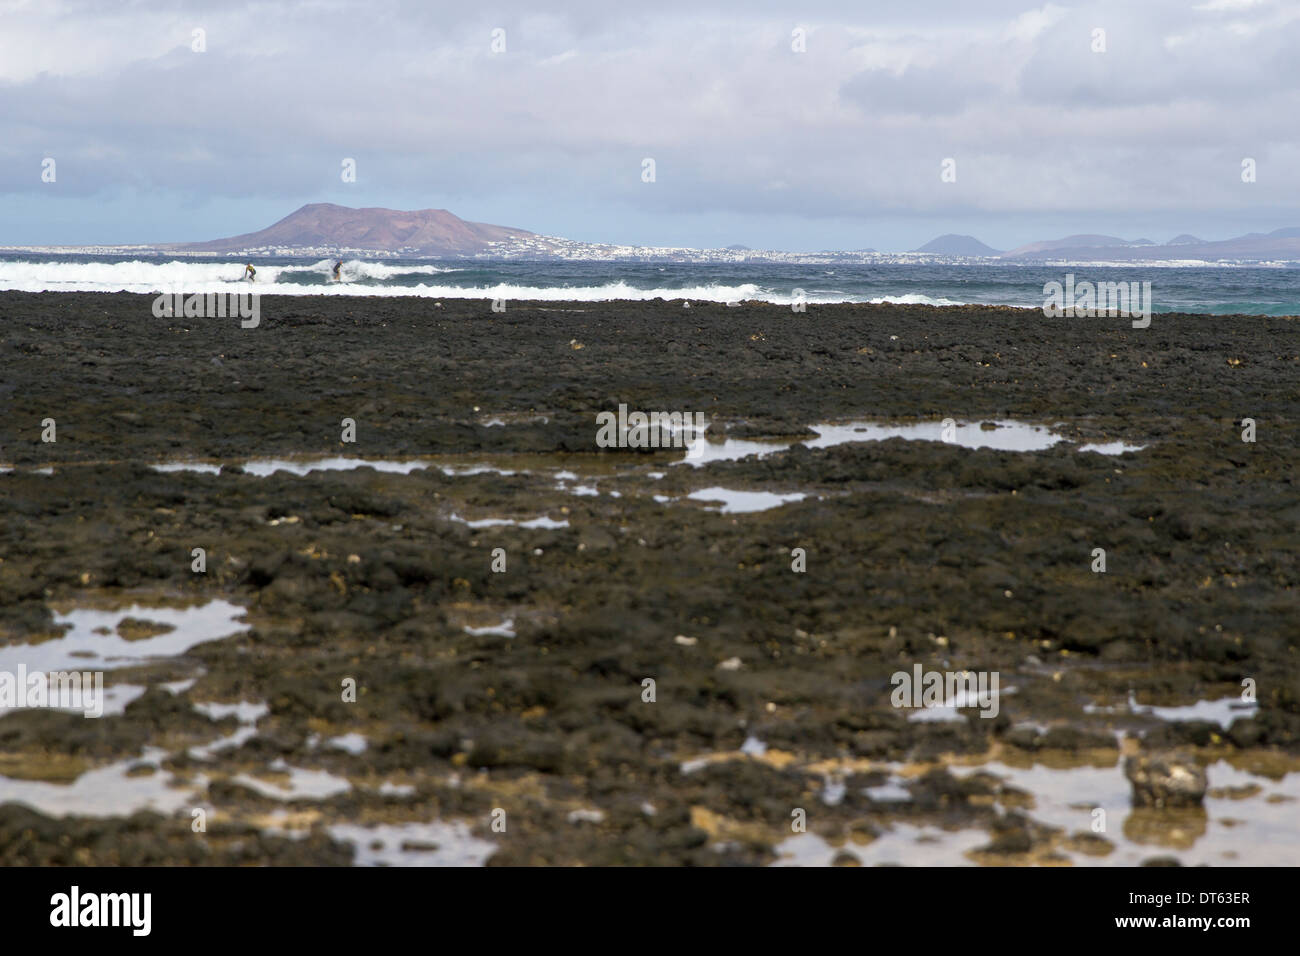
[2,0,1298,251]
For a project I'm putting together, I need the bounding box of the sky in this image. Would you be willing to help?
[2,0,1299,252]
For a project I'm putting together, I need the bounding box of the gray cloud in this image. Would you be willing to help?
[2,0,1298,249]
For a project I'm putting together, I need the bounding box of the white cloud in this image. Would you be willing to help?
[1005,4,1069,42]
[1193,0,1266,11]
[1,0,1298,244]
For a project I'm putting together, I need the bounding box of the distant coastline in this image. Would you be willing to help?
[2,242,1299,269]
[5,201,1300,266]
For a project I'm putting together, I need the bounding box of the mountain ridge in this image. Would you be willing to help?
[998,228,1300,262]
[161,203,537,255]
[911,234,1003,256]
[147,203,1300,262]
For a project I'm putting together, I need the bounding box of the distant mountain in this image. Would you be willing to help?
[1001,234,1144,257]
[145,204,1300,263]
[912,234,1002,256]
[162,203,537,255]
[999,227,1300,262]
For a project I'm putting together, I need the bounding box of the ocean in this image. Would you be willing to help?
[2,253,1300,315]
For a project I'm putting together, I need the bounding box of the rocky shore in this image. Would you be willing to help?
[0,292,1296,865]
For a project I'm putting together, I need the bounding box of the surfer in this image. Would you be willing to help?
[244,263,256,282]
[333,260,342,281]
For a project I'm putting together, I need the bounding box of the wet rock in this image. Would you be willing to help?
[1123,807,1207,849]
[3,293,1297,865]
[1002,725,1042,750]
[1143,720,1219,749]
[116,617,175,641]
[1064,831,1113,856]
[1227,718,1264,748]
[975,811,1053,857]
[1124,752,1207,808]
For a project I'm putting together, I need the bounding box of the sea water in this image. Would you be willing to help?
[2,254,1299,314]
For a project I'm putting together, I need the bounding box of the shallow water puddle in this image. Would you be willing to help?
[481,413,550,427]
[951,759,1300,866]
[774,826,987,867]
[25,674,205,719]
[152,461,222,475]
[231,759,352,801]
[1085,693,1258,730]
[91,683,147,717]
[326,733,369,755]
[447,513,568,530]
[194,700,268,723]
[0,747,203,818]
[677,435,788,467]
[1145,697,1258,728]
[679,737,798,775]
[245,457,431,477]
[0,693,352,819]
[863,776,912,803]
[188,701,269,761]
[768,756,1300,866]
[140,420,1144,501]
[677,419,1144,466]
[0,600,248,674]
[0,681,149,719]
[906,704,977,724]
[153,457,511,477]
[150,451,624,480]
[329,821,496,866]
[1077,441,1143,455]
[686,487,808,514]
[442,464,519,477]
[903,681,1014,723]
[815,420,1062,452]
[463,619,517,638]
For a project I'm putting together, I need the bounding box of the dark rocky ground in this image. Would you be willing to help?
[0,291,1296,865]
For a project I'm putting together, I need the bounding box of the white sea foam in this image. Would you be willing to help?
[0,259,869,303]
[290,259,462,280]
[0,258,461,294]
[865,293,967,306]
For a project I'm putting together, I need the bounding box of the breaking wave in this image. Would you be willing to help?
[3,255,1294,312]
[0,261,853,303]
[865,293,967,306]
[0,258,464,293]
